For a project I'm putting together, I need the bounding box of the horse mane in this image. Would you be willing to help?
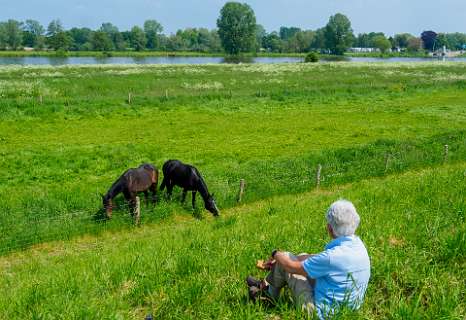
[105,170,128,199]
[193,167,210,200]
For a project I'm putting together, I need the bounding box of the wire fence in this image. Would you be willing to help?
[1,135,464,256]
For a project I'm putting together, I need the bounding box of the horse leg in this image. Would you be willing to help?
[144,191,149,206]
[124,191,136,216]
[181,189,187,203]
[160,177,167,191]
[167,181,173,200]
[191,191,197,209]
[149,183,157,204]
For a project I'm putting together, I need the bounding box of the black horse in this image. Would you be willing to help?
[102,163,159,219]
[160,160,219,216]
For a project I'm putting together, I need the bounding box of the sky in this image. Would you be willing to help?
[1,0,466,36]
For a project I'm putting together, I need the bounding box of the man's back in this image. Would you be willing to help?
[302,235,370,319]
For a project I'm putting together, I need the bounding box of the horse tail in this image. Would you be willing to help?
[153,168,159,184]
[160,177,167,191]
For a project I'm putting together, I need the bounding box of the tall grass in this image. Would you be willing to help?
[0,164,464,319]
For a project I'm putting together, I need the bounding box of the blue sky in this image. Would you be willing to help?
[1,0,465,36]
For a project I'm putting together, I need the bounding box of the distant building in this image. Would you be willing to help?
[348,47,379,53]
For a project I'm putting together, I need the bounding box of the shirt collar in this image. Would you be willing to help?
[325,235,357,250]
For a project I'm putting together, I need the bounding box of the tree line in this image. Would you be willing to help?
[1,2,465,55]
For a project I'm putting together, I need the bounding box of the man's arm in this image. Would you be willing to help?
[273,251,309,277]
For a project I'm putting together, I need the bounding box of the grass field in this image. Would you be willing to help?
[0,62,465,319]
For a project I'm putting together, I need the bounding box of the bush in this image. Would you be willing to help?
[54,49,68,57]
[305,52,319,63]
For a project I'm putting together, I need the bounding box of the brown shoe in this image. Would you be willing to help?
[248,285,276,305]
[246,275,263,288]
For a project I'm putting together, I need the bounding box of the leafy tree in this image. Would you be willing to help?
[407,37,422,52]
[207,29,223,52]
[355,33,370,47]
[262,32,283,53]
[217,2,257,55]
[310,28,326,51]
[255,24,266,51]
[393,33,414,49]
[435,33,448,50]
[279,26,301,40]
[144,20,163,50]
[112,32,126,51]
[100,22,118,35]
[324,13,354,55]
[130,26,146,51]
[47,19,63,37]
[46,19,70,50]
[22,20,45,48]
[165,33,186,51]
[0,23,7,50]
[47,32,72,51]
[355,32,385,48]
[5,19,23,50]
[164,28,221,52]
[91,31,113,51]
[445,33,466,50]
[283,30,313,53]
[372,35,391,53]
[196,28,221,52]
[421,30,437,51]
[68,27,92,51]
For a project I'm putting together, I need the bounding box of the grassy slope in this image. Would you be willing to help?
[1,63,466,254]
[0,163,464,319]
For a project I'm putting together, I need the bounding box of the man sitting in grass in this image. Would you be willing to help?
[246,200,370,319]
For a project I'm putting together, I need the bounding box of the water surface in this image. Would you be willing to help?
[0,55,465,65]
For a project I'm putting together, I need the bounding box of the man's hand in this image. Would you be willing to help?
[256,258,276,270]
[264,257,276,270]
[273,251,309,277]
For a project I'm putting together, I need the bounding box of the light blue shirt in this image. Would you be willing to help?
[302,235,370,319]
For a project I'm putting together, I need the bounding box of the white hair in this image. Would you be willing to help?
[326,199,360,237]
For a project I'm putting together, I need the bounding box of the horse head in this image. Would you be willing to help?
[205,193,219,217]
[101,193,113,218]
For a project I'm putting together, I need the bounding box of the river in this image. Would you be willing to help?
[0,55,465,65]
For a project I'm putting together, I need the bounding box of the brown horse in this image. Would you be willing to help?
[102,163,159,219]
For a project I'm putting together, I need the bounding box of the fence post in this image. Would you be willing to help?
[128,92,132,104]
[237,179,245,203]
[165,89,169,99]
[316,164,322,188]
[384,153,390,172]
[134,196,141,225]
[39,95,43,104]
[443,144,449,162]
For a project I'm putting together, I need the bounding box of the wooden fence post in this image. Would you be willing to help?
[384,153,390,171]
[316,164,322,188]
[39,95,43,104]
[128,93,132,104]
[237,179,245,203]
[444,144,449,162]
[134,196,141,225]
[165,89,169,99]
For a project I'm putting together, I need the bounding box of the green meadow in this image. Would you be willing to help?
[0,62,465,319]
